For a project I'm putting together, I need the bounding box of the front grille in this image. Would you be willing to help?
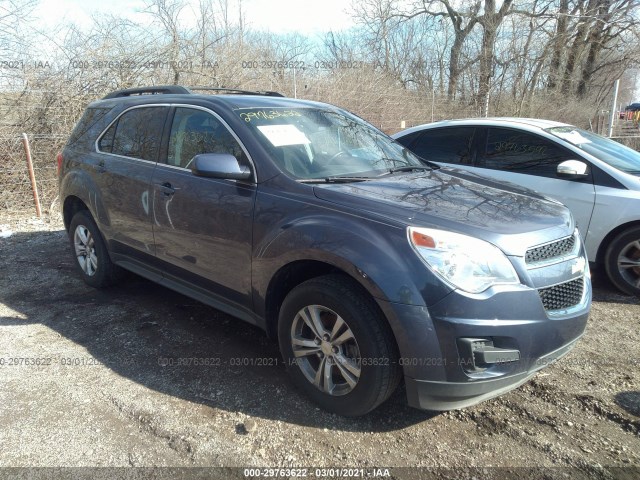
[526,234,576,265]
[538,277,584,311]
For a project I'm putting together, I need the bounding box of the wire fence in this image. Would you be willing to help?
[0,133,65,218]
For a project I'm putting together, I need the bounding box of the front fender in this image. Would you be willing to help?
[252,211,453,314]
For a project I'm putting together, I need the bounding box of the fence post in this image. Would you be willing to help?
[21,133,41,218]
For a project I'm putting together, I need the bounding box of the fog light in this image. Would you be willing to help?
[457,337,520,373]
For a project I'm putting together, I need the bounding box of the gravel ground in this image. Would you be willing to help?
[0,213,638,479]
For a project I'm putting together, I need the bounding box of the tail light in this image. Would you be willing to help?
[56,152,63,176]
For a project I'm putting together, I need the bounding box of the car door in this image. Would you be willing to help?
[151,106,256,310]
[471,127,596,237]
[95,105,169,261]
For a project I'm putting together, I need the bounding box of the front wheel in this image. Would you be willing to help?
[278,275,401,416]
[604,226,640,297]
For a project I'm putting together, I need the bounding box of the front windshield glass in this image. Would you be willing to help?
[546,126,640,175]
[235,107,425,179]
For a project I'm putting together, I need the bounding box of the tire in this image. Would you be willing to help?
[278,274,401,416]
[68,210,124,288]
[604,226,640,297]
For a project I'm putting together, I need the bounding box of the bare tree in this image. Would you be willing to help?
[397,1,483,99]
[144,0,187,84]
[0,0,37,55]
[475,0,515,103]
[577,0,639,97]
[547,0,569,90]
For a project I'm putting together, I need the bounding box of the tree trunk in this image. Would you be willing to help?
[547,0,568,91]
[561,0,598,94]
[477,0,513,105]
[477,25,497,103]
[447,33,464,98]
[577,0,612,97]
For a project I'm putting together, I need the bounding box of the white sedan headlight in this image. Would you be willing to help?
[408,227,520,294]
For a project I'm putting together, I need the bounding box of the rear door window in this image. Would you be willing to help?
[407,127,476,165]
[98,106,168,161]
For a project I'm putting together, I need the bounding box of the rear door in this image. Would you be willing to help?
[151,106,256,310]
[95,105,169,261]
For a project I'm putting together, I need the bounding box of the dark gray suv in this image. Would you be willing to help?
[58,86,591,416]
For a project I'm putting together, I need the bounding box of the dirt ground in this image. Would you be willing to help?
[0,213,638,479]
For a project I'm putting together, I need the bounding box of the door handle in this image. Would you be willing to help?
[97,160,106,173]
[156,182,178,196]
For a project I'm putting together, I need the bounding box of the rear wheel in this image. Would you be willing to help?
[278,274,401,416]
[604,226,640,297]
[68,210,123,288]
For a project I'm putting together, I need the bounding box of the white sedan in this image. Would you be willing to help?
[393,118,640,296]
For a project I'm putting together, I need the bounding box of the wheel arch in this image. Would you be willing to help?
[63,195,90,231]
[595,220,640,264]
[263,259,388,340]
[59,168,110,231]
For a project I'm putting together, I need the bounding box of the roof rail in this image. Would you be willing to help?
[188,86,284,97]
[102,85,192,99]
[102,85,285,100]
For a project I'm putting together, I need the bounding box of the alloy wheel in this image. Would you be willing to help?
[290,305,361,396]
[617,239,640,290]
[73,224,98,276]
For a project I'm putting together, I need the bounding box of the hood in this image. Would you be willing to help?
[313,170,574,256]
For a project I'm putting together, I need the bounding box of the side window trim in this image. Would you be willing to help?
[95,103,257,182]
[470,126,487,167]
[95,104,171,164]
[157,106,176,166]
[158,103,257,183]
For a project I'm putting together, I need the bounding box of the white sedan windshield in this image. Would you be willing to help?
[546,126,640,175]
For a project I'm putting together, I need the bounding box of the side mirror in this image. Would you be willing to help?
[191,153,251,180]
[557,160,588,178]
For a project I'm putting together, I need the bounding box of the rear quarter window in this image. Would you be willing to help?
[67,107,113,146]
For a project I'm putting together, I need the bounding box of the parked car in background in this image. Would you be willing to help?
[59,87,591,416]
[393,118,640,296]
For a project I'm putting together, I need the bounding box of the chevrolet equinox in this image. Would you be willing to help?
[58,86,591,416]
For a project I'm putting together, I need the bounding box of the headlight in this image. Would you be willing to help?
[408,227,520,294]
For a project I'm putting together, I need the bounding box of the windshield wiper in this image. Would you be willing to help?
[379,165,434,176]
[298,176,371,184]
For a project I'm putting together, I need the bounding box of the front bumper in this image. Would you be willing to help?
[404,336,580,410]
[376,273,591,411]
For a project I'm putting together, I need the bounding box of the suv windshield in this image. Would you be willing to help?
[236,107,425,179]
[546,126,640,175]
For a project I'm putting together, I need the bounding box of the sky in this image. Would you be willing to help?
[33,0,355,34]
